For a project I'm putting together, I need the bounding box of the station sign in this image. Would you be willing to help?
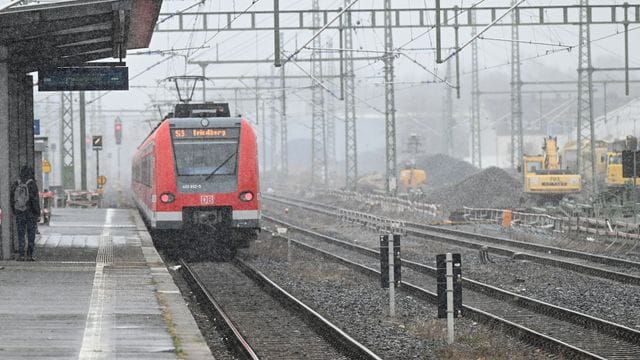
[39,67,129,91]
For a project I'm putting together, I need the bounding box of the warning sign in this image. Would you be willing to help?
[97,175,107,186]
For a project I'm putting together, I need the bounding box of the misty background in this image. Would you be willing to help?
[30,0,640,193]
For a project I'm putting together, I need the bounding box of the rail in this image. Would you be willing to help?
[269,185,442,218]
[264,194,640,284]
[263,215,640,360]
[179,260,259,360]
[181,257,381,360]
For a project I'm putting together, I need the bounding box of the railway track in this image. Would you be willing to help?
[179,259,381,360]
[265,194,640,285]
[262,214,640,360]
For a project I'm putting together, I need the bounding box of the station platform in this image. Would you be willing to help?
[0,208,213,360]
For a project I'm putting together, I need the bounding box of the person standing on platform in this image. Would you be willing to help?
[10,166,40,261]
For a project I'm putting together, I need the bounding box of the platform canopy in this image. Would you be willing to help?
[0,0,162,72]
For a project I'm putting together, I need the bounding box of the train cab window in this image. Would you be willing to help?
[173,139,239,176]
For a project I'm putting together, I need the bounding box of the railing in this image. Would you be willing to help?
[338,208,407,235]
[463,207,640,241]
[64,190,102,208]
[321,188,442,218]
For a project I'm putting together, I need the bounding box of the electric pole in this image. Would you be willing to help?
[577,0,597,194]
[444,60,454,157]
[325,38,337,178]
[511,0,523,169]
[343,0,358,190]
[470,10,481,168]
[279,33,288,176]
[311,0,327,186]
[60,91,75,189]
[384,0,397,193]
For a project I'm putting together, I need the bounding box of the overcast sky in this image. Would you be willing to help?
[32,0,640,184]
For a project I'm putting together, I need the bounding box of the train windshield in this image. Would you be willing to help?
[172,138,239,176]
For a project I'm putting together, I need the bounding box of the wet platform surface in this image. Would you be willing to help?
[0,208,213,360]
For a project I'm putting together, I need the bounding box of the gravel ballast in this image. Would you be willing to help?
[264,199,640,331]
[244,234,555,360]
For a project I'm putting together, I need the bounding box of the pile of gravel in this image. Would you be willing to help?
[425,166,526,212]
[414,154,478,188]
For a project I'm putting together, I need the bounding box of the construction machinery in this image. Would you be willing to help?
[399,166,427,190]
[561,139,609,183]
[399,133,427,191]
[522,136,581,200]
[604,136,638,187]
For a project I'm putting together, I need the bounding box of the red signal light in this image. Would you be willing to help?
[115,121,123,145]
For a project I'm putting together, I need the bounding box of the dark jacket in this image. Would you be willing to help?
[10,166,40,220]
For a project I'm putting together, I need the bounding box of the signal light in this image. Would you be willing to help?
[239,191,254,202]
[115,119,123,145]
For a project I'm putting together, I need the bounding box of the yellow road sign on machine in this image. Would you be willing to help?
[42,159,51,174]
[97,175,107,186]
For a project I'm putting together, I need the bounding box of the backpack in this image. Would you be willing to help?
[14,179,33,212]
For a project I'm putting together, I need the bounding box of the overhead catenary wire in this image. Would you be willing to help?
[283,0,361,64]
[441,0,527,63]
[478,35,573,49]
[396,0,489,51]
[189,0,263,59]
[156,0,205,25]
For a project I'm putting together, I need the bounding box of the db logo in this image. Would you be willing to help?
[200,195,215,205]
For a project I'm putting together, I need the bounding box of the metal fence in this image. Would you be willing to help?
[324,189,441,218]
[338,208,407,235]
[463,207,640,241]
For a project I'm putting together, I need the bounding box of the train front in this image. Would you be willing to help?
[158,104,260,235]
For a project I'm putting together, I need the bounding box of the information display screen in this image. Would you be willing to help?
[39,67,129,91]
[171,128,239,139]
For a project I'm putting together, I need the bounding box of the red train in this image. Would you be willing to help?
[132,103,260,256]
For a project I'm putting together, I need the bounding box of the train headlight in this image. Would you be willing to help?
[239,191,254,202]
[529,177,538,185]
[160,192,176,204]
[570,177,580,185]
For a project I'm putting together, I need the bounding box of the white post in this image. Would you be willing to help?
[388,234,395,317]
[287,235,292,265]
[446,252,454,344]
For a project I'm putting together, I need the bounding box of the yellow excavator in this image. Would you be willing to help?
[604,136,638,187]
[522,136,581,200]
[399,167,427,190]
